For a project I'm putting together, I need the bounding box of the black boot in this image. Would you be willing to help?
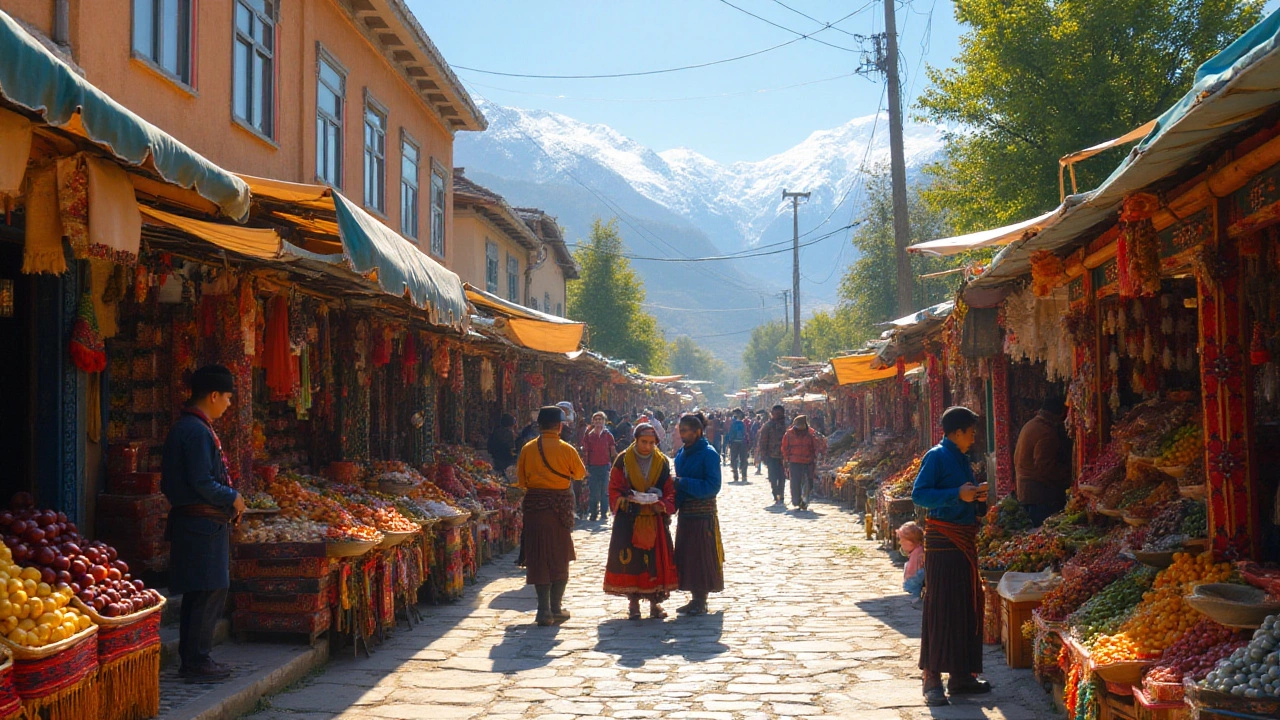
[535,584,553,626]
[677,592,708,616]
[550,580,570,624]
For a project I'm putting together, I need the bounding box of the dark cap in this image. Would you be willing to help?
[190,365,235,396]
[537,406,564,428]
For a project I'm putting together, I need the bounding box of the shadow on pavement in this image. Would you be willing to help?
[591,611,728,668]
[487,622,563,672]
[854,594,922,639]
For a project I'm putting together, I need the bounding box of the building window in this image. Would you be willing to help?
[133,0,192,84]
[363,100,387,213]
[485,241,500,294]
[316,53,345,187]
[557,302,563,317]
[429,168,446,257]
[400,137,420,239]
[529,297,538,311]
[233,0,274,137]
[506,255,519,302]
[545,292,553,315]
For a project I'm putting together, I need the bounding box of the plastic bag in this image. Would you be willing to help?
[997,569,1060,602]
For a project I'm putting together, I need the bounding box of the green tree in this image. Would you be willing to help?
[802,307,861,362]
[567,219,669,372]
[668,335,732,399]
[834,170,968,344]
[741,321,790,385]
[918,0,1264,231]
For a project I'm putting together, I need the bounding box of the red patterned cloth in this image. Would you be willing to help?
[12,631,97,699]
[98,611,161,665]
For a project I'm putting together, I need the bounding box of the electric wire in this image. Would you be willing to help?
[766,0,876,37]
[457,72,857,104]
[713,0,858,52]
[584,223,856,262]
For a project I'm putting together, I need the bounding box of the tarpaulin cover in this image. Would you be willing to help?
[831,353,919,386]
[464,284,584,353]
[139,205,282,259]
[0,11,249,220]
[908,210,1058,257]
[972,8,1280,288]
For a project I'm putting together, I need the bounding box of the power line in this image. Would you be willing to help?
[642,303,770,312]
[457,72,857,104]
[766,0,876,37]
[682,328,760,340]
[572,223,856,262]
[452,7,867,80]
[713,0,858,52]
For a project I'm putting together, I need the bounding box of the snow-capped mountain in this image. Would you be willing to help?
[455,101,948,364]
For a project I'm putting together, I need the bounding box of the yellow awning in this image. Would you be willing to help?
[830,353,919,386]
[503,317,584,354]
[139,204,282,259]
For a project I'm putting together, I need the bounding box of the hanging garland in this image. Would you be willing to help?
[1029,251,1065,297]
[1118,192,1161,298]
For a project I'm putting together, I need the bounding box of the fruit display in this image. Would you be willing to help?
[234,517,329,543]
[978,496,1033,557]
[1070,567,1156,645]
[1077,450,1125,490]
[322,486,419,533]
[1157,424,1202,467]
[0,502,161,616]
[0,544,92,647]
[1039,540,1137,622]
[1200,614,1280,698]
[267,475,384,543]
[1092,553,1233,660]
[1145,500,1196,544]
[1117,400,1197,456]
[981,529,1068,572]
[1146,618,1247,687]
[244,493,279,511]
[880,457,922,500]
[1182,500,1207,537]
[1123,479,1178,518]
[1179,459,1207,489]
[832,433,918,490]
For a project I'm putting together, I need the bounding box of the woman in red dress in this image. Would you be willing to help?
[603,423,680,620]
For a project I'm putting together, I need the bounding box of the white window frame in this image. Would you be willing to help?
[429,164,447,258]
[315,47,346,188]
[485,240,500,294]
[363,92,388,214]
[506,254,520,303]
[545,292,552,315]
[132,0,194,85]
[400,132,420,240]
[232,0,275,138]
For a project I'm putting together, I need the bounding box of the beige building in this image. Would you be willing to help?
[452,171,578,316]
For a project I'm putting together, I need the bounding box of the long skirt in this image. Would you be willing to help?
[674,501,724,594]
[919,532,983,675]
[518,490,576,585]
[603,511,679,600]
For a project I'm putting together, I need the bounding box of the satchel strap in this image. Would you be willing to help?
[536,438,575,481]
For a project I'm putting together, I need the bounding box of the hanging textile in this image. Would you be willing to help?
[84,155,141,264]
[1118,193,1160,298]
[56,154,89,259]
[293,345,313,419]
[401,332,419,387]
[21,164,66,274]
[69,291,107,372]
[88,258,119,339]
[480,358,495,399]
[264,295,298,400]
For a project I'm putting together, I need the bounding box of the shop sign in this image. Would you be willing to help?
[1230,161,1280,236]
[1067,276,1085,304]
[1091,257,1119,297]
[1158,208,1210,271]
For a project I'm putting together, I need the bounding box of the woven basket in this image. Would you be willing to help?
[1091,658,1151,685]
[1185,583,1280,629]
[1133,550,1177,568]
[5,625,100,720]
[375,529,418,550]
[71,594,165,628]
[326,539,378,558]
[1178,485,1207,499]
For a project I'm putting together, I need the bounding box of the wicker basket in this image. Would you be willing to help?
[325,539,378,558]
[375,529,419,550]
[1092,658,1152,685]
[1178,485,1207,499]
[440,513,470,528]
[1184,583,1280,629]
[70,595,166,627]
[1132,550,1177,569]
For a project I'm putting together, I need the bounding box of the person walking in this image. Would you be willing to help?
[781,415,826,511]
[724,409,749,483]
[487,413,519,481]
[672,413,724,616]
[604,423,680,620]
[911,406,991,706]
[1014,397,1071,526]
[516,406,587,627]
[581,412,617,523]
[161,365,246,683]
[757,405,788,504]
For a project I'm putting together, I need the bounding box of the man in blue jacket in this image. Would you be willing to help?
[161,365,246,683]
[673,413,723,616]
[724,409,749,483]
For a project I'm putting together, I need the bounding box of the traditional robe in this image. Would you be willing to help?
[674,438,724,594]
[603,445,679,599]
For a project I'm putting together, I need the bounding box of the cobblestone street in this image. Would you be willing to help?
[245,475,1059,720]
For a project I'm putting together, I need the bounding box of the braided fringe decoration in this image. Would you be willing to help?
[99,645,160,720]
[20,669,99,720]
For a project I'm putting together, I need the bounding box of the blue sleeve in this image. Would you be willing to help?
[181,428,238,507]
[911,449,961,510]
[679,449,722,499]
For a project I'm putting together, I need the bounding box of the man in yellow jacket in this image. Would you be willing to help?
[516,406,587,626]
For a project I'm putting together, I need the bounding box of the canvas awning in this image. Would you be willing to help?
[638,374,686,383]
[879,301,955,330]
[908,211,1058,257]
[972,9,1280,289]
[464,284,584,353]
[830,353,920,386]
[0,11,249,220]
[139,205,281,259]
[241,175,468,331]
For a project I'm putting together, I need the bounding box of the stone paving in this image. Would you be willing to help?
[243,472,1060,720]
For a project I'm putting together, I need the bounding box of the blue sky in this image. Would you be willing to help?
[417,0,960,164]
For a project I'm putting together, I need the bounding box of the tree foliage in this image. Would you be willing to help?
[741,321,791,385]
[668,336,734,400]
[566,219,668,372]
[918,0,1264,231]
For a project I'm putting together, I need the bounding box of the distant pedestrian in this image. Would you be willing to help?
[724,409,749,483]
[673,412,724,616]
[516,406,587,627]
[487,413,519,480]
[780,415,826,511]
[911,406,990,706]
[581,412,617,522]
[757,405,788,504]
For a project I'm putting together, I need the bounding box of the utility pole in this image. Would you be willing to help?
[782,190,809,357]
[781,291,790,333]
[882,0,913,315]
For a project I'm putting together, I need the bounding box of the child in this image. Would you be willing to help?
[898,521,925,597]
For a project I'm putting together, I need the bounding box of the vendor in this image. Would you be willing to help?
[161,364,246,683]
[1014,397,1072,526]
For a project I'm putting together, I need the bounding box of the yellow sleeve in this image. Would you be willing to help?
[562,440,588,481]
[515,444,531,489]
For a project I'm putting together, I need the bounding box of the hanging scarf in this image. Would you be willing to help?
[622,444,667,550]
[183,407,233,489]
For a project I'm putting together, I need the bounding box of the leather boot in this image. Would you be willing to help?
[535,584,553,626]
[550,581,570,623]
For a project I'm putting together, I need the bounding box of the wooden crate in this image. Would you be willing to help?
[1102,690,1139,720]
[1133,687,1189,720]
[1000,596,1041,669]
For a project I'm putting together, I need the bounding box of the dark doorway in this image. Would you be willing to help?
[0,237,35,503]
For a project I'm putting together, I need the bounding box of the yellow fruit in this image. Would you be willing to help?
[5,579,20,596]
[26,598,42,618]
[36,583,50,598]
[19,568,39,583]
[33,625,49,644]
[49,627,66,643]
[37,612,57,626]
[17,618,33,632]
[76,614,91,631]
[21,579,35,596]
[12,598,27,618]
